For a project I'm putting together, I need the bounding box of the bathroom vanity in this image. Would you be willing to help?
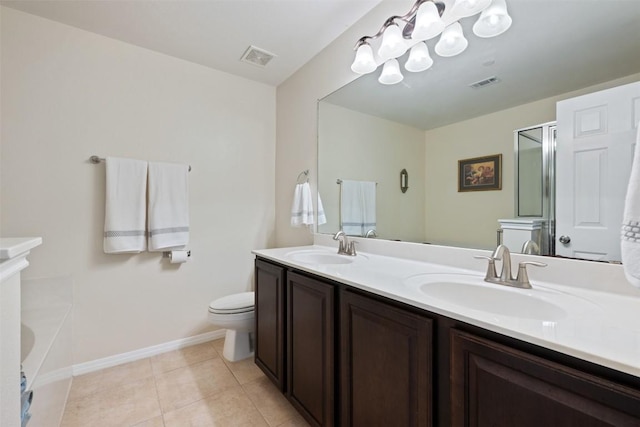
[253,244,640,426]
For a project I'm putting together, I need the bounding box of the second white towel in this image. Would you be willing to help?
[148,162,190,251]
[340,180,376,236]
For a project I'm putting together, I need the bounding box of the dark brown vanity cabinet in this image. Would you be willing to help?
[287,271,335,427]
[450,329,640,426]
[254,259,286,391]
[255,257,640,427]
[340,290,433,427]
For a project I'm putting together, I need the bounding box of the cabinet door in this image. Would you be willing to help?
[450,329,640,426]
[254,259,286,391]
[341,290,433,427]
[287,272,335,427]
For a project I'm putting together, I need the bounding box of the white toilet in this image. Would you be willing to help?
[208,291,255,362]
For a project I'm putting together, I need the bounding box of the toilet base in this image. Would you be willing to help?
[222,329,254,362]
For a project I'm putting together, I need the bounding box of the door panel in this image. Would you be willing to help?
[556,81,640,261]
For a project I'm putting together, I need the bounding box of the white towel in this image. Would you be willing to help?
[340,180,376,236]
[361,181,377,234]
[317,192,327,226]
[103,157,148,253]
[291,182,314,226]
[148,162,190,251]
[621,122,640,288]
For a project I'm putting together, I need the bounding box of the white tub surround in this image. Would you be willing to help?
[21,277,73,427]
[0,237,42,427]
[253,241,640,378]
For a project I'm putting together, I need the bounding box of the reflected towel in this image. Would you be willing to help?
[622,122,640,287]
[340,180,376,236]
[361,181,376,234]
[148,162,190,251]
[103,157,148,253]
[291,182,314,226]
[317,192,327,225]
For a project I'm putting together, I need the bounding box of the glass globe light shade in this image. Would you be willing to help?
[404,42,434,72]
[411,2,445,41]
[434,22,468,57]
[472,0,513,38]
[351,43,377,74]
[451,0,492,18]
[378,24,407,61]
[378,59,404,85]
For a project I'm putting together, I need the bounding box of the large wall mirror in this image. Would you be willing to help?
[318,0,640,260]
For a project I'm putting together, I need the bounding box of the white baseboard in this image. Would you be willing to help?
[72,329,227,376]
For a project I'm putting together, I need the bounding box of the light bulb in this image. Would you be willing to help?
[378,24,407,61]
[411,1,445,41]
[351,43,377,74]
[451,0,492,18]
[435,22,468,57]
[378,59,404,85]
[405,42,433,73]
[473,0,512,38]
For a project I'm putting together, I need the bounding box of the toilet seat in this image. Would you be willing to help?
[209,292,254,314]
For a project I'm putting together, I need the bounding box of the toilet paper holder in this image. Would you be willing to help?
[162,250,191,259]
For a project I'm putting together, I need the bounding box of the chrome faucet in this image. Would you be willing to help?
[333,231,357,256]
[521,240,540,255]
[475,244,547,289]
[365,229,377,238]
[492,244,513,282]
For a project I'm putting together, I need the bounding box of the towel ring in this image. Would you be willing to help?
[296,170,309,184]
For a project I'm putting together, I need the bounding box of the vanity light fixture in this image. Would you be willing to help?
[350,0,513,85]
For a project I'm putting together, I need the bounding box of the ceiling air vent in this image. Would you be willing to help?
[469,76,500,89]
[240,45,276,67]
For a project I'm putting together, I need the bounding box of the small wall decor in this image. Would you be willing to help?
[400,169,409,193]
[458,154,502,192]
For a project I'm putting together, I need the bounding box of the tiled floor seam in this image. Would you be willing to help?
[240,380,274,426]
[146,372,165,427]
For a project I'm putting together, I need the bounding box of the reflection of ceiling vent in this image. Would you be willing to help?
[469,76,500,89]
[240,46,276,67]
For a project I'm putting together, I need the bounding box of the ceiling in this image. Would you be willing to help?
[1,0,383,86]
[322,0,640,130]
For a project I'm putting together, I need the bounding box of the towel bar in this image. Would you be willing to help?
[296,170,309,184]
[336,179,378,185]
[90,155,191,172]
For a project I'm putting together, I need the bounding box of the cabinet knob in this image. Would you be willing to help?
[559,235,571,245]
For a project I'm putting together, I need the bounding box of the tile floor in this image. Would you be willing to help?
[61,339,310,427]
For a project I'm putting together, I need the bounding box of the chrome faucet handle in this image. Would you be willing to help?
[474,255,498,281]
[515,261,547,288]
[347,241,358,256]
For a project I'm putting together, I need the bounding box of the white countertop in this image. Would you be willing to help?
[253,245,640,378]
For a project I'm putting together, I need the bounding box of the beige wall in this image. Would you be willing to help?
[275,2,400,247]
[423,73,640,250]
[318,103,425,242]
[0,8,276,364]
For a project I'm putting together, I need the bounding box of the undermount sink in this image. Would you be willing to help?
[285,249,365,266]
[403,274,595,321]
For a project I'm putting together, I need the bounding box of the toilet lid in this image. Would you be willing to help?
[209,291,255,314]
